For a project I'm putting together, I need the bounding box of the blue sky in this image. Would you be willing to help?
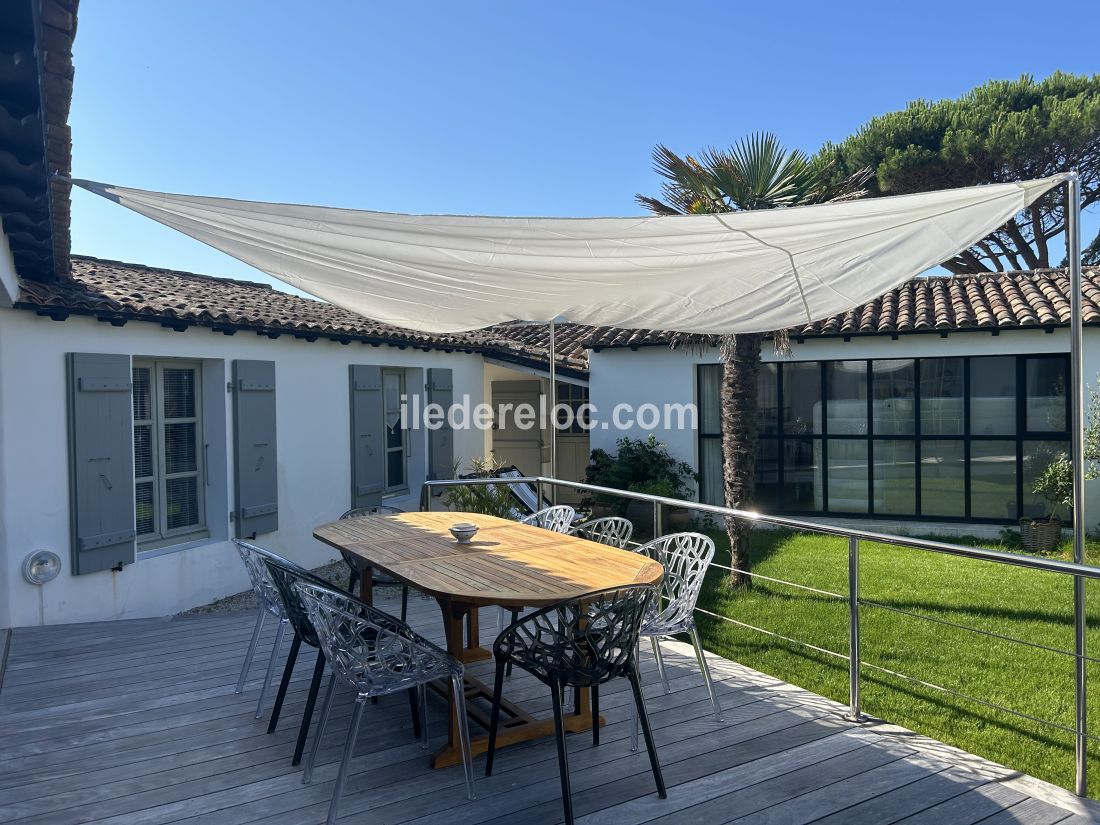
[70,1,1099,290]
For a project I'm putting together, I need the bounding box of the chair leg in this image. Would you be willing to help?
[235,610,266,694]
[690,626,724,722]
[347,569,358,593]
[407,686,422,742]
[268,633,301,733]
[630,642,640,752]
[550,677,574,825]
[452,672,477,800]
[255,617,287,719]
[418,684,430,748]
[327,696,366,825]
[292,650,327,766]
[627,664,666,798]
[591,682,600,747]
[485,658,506,776]
[650,637,671,695]
[302,674,337,784]
[504,609,521,677]
[400,586,409,623]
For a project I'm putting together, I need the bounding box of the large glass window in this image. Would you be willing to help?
[133,359,205,545]
[383,369,406,492]
[697,353,1071,523]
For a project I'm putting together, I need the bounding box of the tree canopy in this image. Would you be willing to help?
[818,72,1100,272]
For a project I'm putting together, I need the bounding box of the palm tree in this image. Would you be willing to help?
[637,133,870,587]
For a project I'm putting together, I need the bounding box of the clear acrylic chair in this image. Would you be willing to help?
[338,506,411,621]
[295,580,476,825]
[487,585,665,825]
[232,540,291,719]
[519,504,576,533]
[628,532,723,751]
[570,516,633,548]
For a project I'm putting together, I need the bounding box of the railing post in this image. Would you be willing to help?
[537,479,545,509]
[653,500,663,539]
[421,483,431,512]
[847,536,863,722]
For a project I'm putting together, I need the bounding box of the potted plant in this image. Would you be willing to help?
[584,436,699,537]
[1023,452,1071,553]
[442,456,518,518]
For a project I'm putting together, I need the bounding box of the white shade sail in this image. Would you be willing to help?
[74,175,1068,335]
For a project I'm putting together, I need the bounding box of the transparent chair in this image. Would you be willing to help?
[338,506,411,622]
[232,540,291,719]
[519,504,576,533]
[628,532,723,751]
[487,585,665,825]
[295,581,475,825]
[570,516,633,548]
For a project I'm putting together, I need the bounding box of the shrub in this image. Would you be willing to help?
[585,436,698,516]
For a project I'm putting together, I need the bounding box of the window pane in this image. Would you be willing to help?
[386,419,403,450]
[758,363,778,434]
[970,441,1017,519]
[133,366,152,420]
[165,476,200,530]
[698,438,723,505]
[134,424,154,479]
[826,361,867,435]
[920,358,964,435]
[782,438,821,511]
[783,362,821,435]
[162,368,195,418]
[827,439,867,513]
[698,365,722,435]
[1025,358,1068,432]
[874,440,915,514]
[970,356,1016,436]
[136,481,155,535]
[920,440,965,517]
[164,422,197,474]
[383,371,402,411]
[1022,440,1071,519]
[872,360,915,435]
[755,438,779,510]
[387,449,405,488]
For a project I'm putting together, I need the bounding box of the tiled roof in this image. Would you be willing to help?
[16,256,590,373]
[584,268,1100,349]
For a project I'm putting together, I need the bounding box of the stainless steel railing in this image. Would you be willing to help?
[420,474,1100,797]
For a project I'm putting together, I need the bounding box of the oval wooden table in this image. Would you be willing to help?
[313,511,664,768]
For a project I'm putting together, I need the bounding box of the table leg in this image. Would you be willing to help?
[355,559,373,605]
[429,598,603,770]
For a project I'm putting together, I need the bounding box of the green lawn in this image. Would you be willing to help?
[694,527,1100,796]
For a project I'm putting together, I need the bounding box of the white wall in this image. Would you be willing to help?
[588,328,1100,529]
[0,310,488,628]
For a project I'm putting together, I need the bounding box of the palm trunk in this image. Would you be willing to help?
[720,333,761,588]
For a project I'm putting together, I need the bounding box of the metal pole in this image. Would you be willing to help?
[1067,172,1087,797]
[847,536,862,721]
[549,318,558,504]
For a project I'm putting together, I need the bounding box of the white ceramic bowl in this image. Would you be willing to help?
[449,523,479,544]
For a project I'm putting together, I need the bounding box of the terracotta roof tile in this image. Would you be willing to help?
[584,268,1100,349]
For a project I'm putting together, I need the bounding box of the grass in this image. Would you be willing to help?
[693,526,1100,797]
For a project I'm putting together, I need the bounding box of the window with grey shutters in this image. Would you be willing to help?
[349,365,384,510]
[133,359,206,547]
[233,360,278,537]
[427,368,454,481]
[67,353,136,575]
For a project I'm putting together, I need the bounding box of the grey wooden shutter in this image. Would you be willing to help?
[349,365,384,510]
[232,360,278,538]
[67,353,136,575]
[427,368,454,481]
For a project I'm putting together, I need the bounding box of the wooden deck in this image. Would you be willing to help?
[1,592,1097,825]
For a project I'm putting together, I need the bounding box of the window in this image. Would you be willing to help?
[133,359,205,545]
[696,353,1071,523]
[383,369,407,492]
[555,382,591,434]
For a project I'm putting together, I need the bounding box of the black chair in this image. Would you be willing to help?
[486,585,665,825]
[338,506,411,622]
[262,555,423,766]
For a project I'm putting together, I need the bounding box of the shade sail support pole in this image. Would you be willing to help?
[549,318,557,505]
[1067,171,1087,798]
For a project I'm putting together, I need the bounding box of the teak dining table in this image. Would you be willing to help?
[313,511,664,768]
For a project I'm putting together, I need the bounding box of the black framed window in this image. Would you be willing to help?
[555,382,590,434]
[696,353,1071,523]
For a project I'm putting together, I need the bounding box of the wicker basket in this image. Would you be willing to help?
[1019,517,1062,554]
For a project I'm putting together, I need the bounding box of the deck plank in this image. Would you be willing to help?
[1,605,1094,825]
